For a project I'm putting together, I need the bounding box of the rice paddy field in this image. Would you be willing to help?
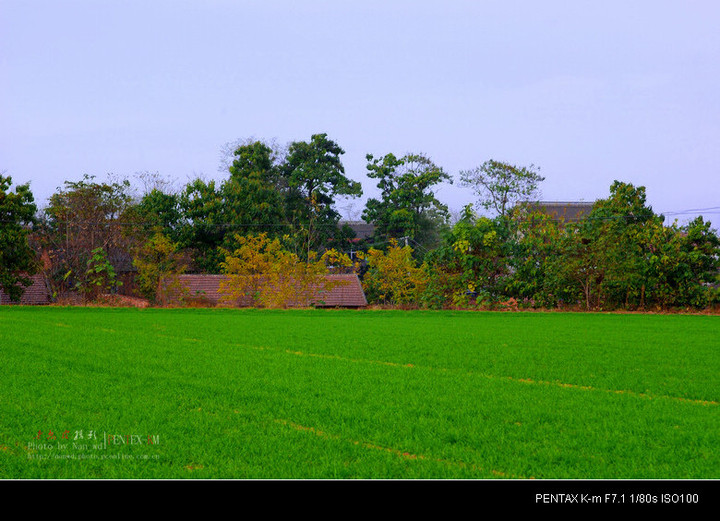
[0,306,718,479]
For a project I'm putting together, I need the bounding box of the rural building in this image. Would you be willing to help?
[0,273,51,305]
[108,248,140,296]
[339,220,375,241]
[523,201,595,223]
[159,273,368,308]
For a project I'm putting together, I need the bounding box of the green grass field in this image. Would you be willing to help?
[1,307,718,479]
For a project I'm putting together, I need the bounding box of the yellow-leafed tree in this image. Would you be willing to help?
[362,240,427,307]
[218,233,343,308]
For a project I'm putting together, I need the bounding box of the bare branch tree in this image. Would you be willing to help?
[459,160,544,218]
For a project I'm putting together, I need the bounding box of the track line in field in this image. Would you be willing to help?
[274,418,524,479]
[33,320,720,407]
[156,334,718,407]
[507,376,719,407]
[269,346,718,407]
[283,349,416,368]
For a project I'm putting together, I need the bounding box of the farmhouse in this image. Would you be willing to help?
[523,201,595,223]
[0,273,51,305]
[159,273,368,308]
[339,220,375,241]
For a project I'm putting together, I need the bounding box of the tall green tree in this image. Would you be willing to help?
[134,189,183,240]
[506,207,568,308]
[177,178,226,273]
[176,140,293,272]
[362,152,451,252]
[552,216,609,310]
[281,133,362,257]
[423,205,513,307]
[223,140,288,241]
[641,216,720,308]
[583,181,663,309]
[0,175,38,301]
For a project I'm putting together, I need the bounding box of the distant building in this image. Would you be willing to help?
[522,201,595,223]
[0,273,50,305]
[338,220,375,241]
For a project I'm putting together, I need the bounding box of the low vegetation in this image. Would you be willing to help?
[1,307,717,479]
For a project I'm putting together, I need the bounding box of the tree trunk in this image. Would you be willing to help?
[583,278,591,310]
[640,284,646,309]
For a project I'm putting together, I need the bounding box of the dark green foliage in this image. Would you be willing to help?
[362,152,451,253]
[31,152,720,311]
[281,133,362,257]
[134,189,183,240]
[177,178,227,273]
[224,141,288,241]
[0,175,38,301]
[175,135,361,267]
[505,209,571,308]
[505,181,720,310]
[422,205,513,307]
[411,181,720,311]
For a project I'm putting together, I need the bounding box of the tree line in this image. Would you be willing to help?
[1,133,719,311]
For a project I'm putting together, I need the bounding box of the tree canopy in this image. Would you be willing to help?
[0,175,38,301]
[460,160,544,218]
[39,175,134,299]
[362,152,451,252]
[10,133,719,312]
[281,133,362,257]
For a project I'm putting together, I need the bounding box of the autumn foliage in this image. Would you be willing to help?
[362,239,428,307]
[217,233,354,308]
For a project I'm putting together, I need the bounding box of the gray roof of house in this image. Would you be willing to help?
[339,221,375,240]
[523,201,595,222]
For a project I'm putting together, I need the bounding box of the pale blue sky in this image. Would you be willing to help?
[2,0,719,224]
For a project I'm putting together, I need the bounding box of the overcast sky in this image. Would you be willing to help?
[2,0,719,224]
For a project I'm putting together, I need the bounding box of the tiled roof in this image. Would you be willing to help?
[318,274,368,307]
[160,273,367,308]
[0,273,50,305]
[524,202,595,223]
[339,221,375,240]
